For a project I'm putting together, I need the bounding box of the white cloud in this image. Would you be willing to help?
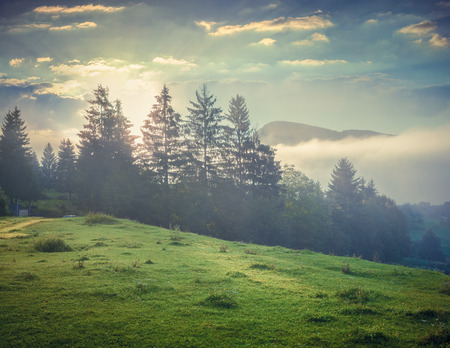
[253,38,276,46]
[398,20,449,48]
[152,56,197,70]
[33,4,125,14]
[282,59,347,66]
[195,20,217,32]
[35,80,82,97]
[49,22,97,31]
[9,23,51,33]
[429,33,449,47]
[274,125,450,204]
[37,57,53,63]
[209,15,333,36]
[365,19,378,24]
[398,20,436,36]
[9,58,25,67]
[293,32,329,45]
[49,59,142,77]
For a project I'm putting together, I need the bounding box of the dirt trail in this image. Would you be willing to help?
[0,219,48,239]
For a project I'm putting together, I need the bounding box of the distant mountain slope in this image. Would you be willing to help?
[259,121,391,146]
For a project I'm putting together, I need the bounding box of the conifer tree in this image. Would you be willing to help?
[77,85,136,210]
[56,139,76,200]
[223,94,251,185]
[185,84,224,184]
[141,84,183,184]
[0,107,39,213]
[41,143,57,189]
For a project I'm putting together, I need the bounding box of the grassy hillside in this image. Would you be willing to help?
[0,217,449,347]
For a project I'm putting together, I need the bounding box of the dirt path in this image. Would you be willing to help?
[0,218,48,239]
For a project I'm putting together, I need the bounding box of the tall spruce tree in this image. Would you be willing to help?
[56,138,76,200]
[40,143,57,189]
[185,84,224,184]
[0,107,39,213]
[245,131,281,195]
[223,94,251,185]
[77,85,136,211]
[141,84,183,184]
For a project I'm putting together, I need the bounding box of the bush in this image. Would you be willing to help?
[341,262,350,274]
[201,291,237,308]
[34,237,72,252]
[85,212,117,225]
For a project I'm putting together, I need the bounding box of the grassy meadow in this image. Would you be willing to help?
[0,216,449,347]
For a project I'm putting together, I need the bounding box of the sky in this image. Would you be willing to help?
[0,0,449,204]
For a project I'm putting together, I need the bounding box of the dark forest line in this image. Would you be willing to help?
[0,84,448,268]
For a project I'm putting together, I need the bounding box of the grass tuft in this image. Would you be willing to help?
[336,286,378,304]
[85,212,117,226]
[250,263,276,271]
[200,291,237,308]
[14,272,39,281]
[34,237,72,252]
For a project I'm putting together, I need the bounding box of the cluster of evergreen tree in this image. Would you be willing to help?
[0,84,412,262]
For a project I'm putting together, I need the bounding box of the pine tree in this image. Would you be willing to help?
[141,84,183,184]
[41,143,57,189]
[0,107,39,213]
[77,85,137,210]
[185,84,224,184]
[244,131,281,195]
[328,157,361,214]
[56,138,76,200]
[223,94,251,185]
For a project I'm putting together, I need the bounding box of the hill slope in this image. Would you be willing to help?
[259,121,390,146]
[0,217,448,347]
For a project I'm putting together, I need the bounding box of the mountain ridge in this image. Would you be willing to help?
[258,121,392,146]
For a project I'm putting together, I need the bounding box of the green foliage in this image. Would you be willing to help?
[84,212,117,225]
[34,237,72,252]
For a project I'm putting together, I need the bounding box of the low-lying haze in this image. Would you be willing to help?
[275,125,450,205]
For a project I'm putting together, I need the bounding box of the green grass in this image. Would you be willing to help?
[0,217,449,347]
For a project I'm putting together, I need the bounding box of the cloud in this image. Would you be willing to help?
[274,125,450,204]
[9,23,51,33]
[253,38,276,46]
[293,32,329,45]
[49,22,97,31]
[9,58,25,67]
[398,20,449,48]
[209,15,333,36]
[37,57,53,63]
[281,59,347,66]
[152,56,197,70]
[365,19,378,24]
[398,20,436,36]
[35,80,82,97]
[33,4,125,14]
[262,3,278,10]
[195,20,217,32]
[49,59,142,77]
[429,33,449,47]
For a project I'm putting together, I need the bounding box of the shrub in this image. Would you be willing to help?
[34,237,72,252]
[337,286,376,304]
[201,291,237,308]
[250,263,276,270]
[85,212,117,226]
[341,262,350,274]
[244,249,258,255]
